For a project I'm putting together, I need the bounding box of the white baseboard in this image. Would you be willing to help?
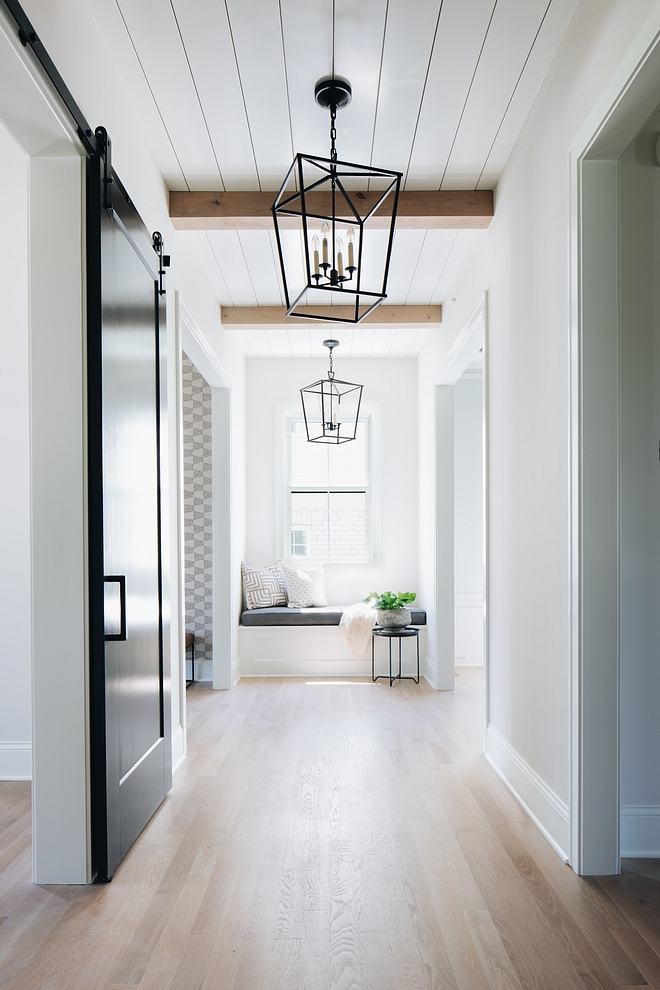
[0,741,32,780]
[485,724,569,863]
[196,660,213,681]
[455,640,483,666]
[172,725,185,774]
[423,654,436,687]
[621,806,660,857]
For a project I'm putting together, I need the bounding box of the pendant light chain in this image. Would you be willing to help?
[330,106,337,161]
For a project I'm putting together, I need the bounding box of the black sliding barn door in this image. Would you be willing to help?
[88,155,171,881]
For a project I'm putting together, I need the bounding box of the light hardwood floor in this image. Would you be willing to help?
[1,669,660,989]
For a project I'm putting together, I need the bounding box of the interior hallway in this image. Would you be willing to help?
[1,671,660,990]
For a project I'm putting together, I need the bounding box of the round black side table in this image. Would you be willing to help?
[371,626,420,686]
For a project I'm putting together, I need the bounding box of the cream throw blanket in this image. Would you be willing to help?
[339,602,378,657]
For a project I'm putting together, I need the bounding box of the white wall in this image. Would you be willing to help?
[619,104,660,856]
[0,123,31,779]
[453,372,483,666]
[418,0,660,863]
[245,357,418,607]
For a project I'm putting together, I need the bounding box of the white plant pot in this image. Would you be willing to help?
[376,608,411,629]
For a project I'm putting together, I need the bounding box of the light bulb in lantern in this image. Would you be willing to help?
[312,235,320,276]
[336,237,344,279]
[347,227,355,270]
[321,222,329,267]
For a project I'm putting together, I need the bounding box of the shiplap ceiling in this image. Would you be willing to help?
[89,0,578,356]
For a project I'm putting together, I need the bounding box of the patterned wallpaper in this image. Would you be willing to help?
[182,353,212,672]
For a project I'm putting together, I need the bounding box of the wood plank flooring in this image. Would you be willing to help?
[1,669,660,989]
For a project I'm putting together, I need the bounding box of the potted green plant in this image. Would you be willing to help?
[364,591,417,629]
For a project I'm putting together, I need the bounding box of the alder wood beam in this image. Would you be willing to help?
[170,190,493,230]
[220,304,441,329]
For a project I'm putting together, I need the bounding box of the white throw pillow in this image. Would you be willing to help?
[241,562,287,609]
[280,563,328,608]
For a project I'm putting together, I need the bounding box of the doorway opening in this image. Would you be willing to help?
[434,296,487,694]
[453,352,484,671]
[182,354,214,684]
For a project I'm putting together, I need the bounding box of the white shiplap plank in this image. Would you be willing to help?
[429,229,478,303]
[408,327,430,355]
[86,0,187,190]
[349,327,376,357]
[206,231,258,306]
[440,0,553,189]
[266,330,293,357]
[228,328,255,357]
[338,328,354,358]
[405,0,497,189]
[384,229,427,303]
[387,327,417,356]
[370,327,398,357]
[288,327,313,357]
[274,229,308,309]
[244,329,274,357]
[475,0,579,189]
[187,231,234,305]
[115,0,223,189]
[356,228,392,302]
[309,327,332,358]
[237,231,284,306]
[170,0,260,190]
[405,229,458,304]
[224,0,295,189]
[369,0,443,176]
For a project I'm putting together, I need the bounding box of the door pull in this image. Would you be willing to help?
[104,575,127,641]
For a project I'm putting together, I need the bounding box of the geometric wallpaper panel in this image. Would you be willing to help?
[182,352,213,670]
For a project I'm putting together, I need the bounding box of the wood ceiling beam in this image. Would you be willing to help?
[220,305,441,329]
[170,190,493,230]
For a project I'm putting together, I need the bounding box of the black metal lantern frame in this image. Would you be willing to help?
[300,339,363,443]
[272,152,402,324]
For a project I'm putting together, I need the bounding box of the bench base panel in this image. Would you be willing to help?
[239,625,427,678]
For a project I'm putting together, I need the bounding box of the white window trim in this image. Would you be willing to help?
[278,405,380,566]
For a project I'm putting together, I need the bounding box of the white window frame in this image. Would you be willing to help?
[283,411,373,564]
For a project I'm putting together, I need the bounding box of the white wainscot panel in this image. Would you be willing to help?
[239,625,427,679]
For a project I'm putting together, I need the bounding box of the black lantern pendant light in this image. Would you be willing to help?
[300,340,363,443]
[271,73,402,324]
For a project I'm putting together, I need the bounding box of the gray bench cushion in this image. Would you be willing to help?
[241,606,427,627]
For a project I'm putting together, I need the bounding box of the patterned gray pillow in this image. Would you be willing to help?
[241,562,288,609]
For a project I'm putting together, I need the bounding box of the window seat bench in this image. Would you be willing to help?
[241,606,427,626]
[238,606,427,679]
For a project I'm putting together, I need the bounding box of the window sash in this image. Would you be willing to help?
[285,415,371,563]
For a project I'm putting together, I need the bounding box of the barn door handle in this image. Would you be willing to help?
[104,575,127,641]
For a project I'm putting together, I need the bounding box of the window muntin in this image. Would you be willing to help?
[286,418,370,562]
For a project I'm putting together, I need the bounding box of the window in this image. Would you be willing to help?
[286,417,370,562]
[290,528,308,556]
